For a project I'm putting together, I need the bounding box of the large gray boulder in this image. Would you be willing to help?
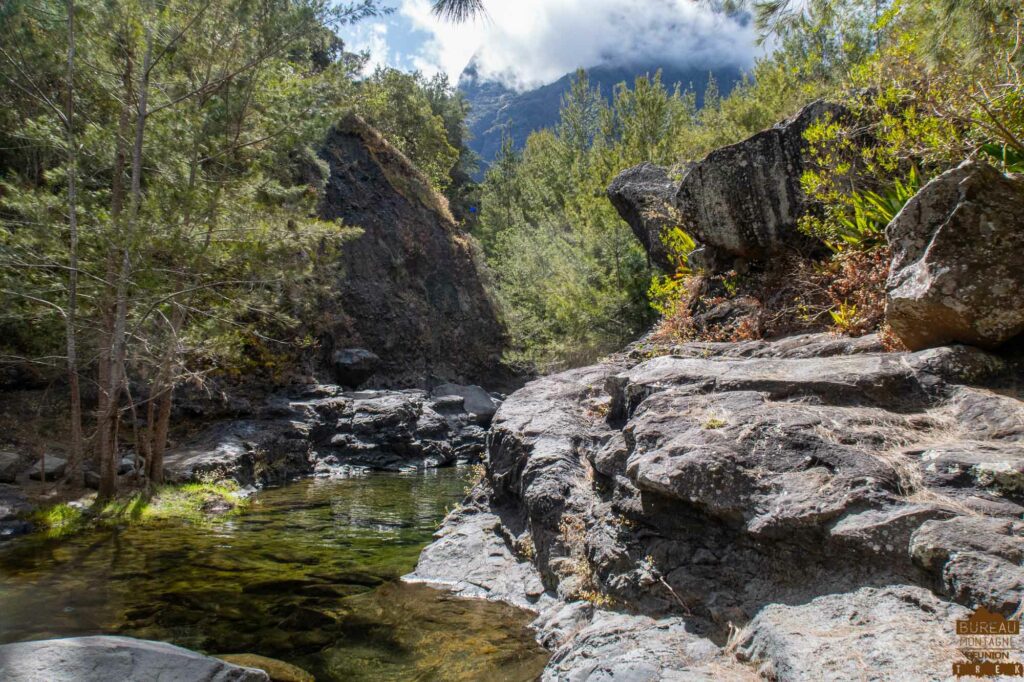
[0,636,269,681]
[27,455,66,481]
[673,100,841,262]
[886,160,1024,350]
[431,383,499,424]
[607,101,841,273]
[606,162,684,273]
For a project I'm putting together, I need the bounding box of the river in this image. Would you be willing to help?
[0,469,548,681]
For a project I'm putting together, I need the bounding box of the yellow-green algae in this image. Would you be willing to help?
[27,481,248,539]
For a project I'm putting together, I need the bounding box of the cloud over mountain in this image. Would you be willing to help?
[400,0,757,91]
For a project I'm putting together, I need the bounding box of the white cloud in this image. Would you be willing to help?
[400,0,757,90]
[345,21,392,75]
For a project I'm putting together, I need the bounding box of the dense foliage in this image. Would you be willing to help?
[0,0,472,494]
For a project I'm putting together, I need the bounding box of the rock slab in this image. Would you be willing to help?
[0,636,269,682]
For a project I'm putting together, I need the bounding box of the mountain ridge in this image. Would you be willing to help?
[458,60,743,172]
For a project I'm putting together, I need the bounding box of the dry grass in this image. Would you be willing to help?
[338,113,456,225]
[652,248,892,345]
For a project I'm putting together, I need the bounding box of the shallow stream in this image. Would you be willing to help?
[0,469,549,681]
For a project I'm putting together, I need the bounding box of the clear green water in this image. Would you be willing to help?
[0,469,549,681]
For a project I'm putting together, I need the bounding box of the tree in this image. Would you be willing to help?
[0,0,386,498]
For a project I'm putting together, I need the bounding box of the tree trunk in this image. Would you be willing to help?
[62,0,84,487]
[98,29,152,500]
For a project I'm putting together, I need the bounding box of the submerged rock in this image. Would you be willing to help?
[886,160,1024,350]
[0,636,269,681]
[216,655,314,682]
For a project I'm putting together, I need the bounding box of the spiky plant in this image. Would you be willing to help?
[431,0,486,23]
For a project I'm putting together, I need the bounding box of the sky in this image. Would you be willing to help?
[337,0,759,92]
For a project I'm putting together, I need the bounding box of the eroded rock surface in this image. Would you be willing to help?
[0,636,269,682]
[413,332,1023,680]
[606,162,684,272]
[164,385,497,485]
[886,160,1024,351]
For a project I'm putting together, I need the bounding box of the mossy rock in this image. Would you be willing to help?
[216,653,314,682]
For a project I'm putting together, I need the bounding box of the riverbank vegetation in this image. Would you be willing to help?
[0,0,473,497]
[27,480,247,538]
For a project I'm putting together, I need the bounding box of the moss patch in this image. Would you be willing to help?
[27,482,248,538]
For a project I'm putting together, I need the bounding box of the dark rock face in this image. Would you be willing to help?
[608,101,841,272]
[0,484,32,540]
[0,451,22,484]
[331,348,380,388]
[0,636,269,681]
[606,162,683,272]
[886,160,1024,350]
[317,115,507,387]
[411,332,1024,679]
[164,385,497,485]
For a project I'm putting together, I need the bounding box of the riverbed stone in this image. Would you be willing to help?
[431,383,499,424]
[0,636,269,681]
[27,455,66,481]
[0,484,32,540]
[415,328,1024,680]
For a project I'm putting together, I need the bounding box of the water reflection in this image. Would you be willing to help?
[0,470,548,681]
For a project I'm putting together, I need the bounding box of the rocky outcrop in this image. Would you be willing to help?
[316,114,507,387]
[609,101,841,273]
[412,332,1024,679]
[606,162,684,272]
[886,160,1024,351]
[0,636,269,681]
[164,384,498,485]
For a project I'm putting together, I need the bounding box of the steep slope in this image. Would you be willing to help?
[316,114,507,387]
[460,61,743,171]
